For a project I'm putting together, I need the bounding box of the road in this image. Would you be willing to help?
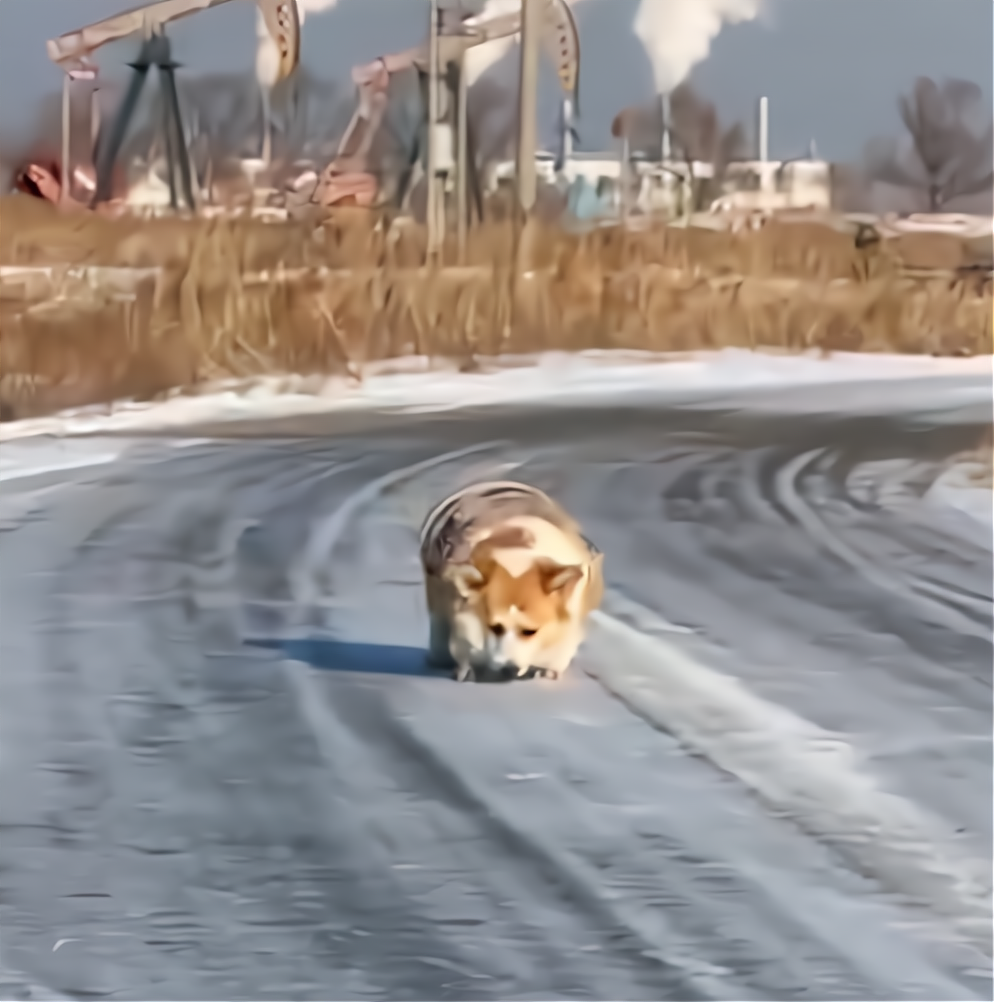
[0,376,991,1001]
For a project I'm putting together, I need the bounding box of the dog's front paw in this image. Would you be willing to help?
[453,663,476,683]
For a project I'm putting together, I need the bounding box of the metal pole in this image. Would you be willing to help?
[426,0,439,260]
[620,133,630,225]
[160,56,196,211]
[456,52,468,263]
[758,95,769,163]
[660,92,670,161]
[515,0,540,214]
[261,86,272,166]
[93,37,154,207]
[91,88,101,161]
[160,70,180,211]
[61,75,72,204]
[561,97,573,167]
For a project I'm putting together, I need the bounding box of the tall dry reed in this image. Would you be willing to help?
[1,195,990,419]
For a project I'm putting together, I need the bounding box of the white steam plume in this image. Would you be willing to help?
[633,0,763,94]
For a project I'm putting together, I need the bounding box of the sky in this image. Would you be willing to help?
[0,0,990,164]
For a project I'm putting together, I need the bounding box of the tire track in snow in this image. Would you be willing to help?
[586,599,992,953]
[287,430,992,969]
[773,449,990,638]
[2,389,990,1000]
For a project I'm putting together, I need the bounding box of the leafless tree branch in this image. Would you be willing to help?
[870,75,992,211]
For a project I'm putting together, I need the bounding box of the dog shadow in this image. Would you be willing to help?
[247,637,527,683]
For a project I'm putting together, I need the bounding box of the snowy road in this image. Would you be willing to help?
[1,375,991,1001]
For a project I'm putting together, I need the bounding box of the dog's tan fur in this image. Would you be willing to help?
[420,485,603,682]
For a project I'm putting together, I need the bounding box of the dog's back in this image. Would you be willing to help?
[420,480,591,577]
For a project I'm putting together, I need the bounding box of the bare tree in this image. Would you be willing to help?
[669,84,746,211]
[612,83,746,212]
[868,76,993,212]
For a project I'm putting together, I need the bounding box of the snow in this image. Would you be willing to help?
[926,463,993,530]
[1,358,990,996]
[0,440,125,483]
[587,599,992,943]
[1,348,990,444]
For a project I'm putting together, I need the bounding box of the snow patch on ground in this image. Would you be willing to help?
[0,438,125,483]
[587,600,993,949]
[2,349,990,443]
[926,463,994,530]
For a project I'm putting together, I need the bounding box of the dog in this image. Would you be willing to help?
[419,481,603,682]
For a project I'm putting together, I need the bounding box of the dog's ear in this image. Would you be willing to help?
[444,562,487,598]
[536,559,583,597]
[584,553,604,613]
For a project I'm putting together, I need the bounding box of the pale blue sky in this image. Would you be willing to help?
[0,0,990,162]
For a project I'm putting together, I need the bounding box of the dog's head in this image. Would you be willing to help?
[444,535,585,674]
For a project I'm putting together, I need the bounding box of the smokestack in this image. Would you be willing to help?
[758,95,769,163]
[660,91,671,162]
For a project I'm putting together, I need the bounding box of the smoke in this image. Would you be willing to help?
[465,0,763,94]
[633,0,764,94]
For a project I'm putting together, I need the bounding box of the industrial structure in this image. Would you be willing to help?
[490,94,833,222]
[46,0,301,211]
[33,0,837,230]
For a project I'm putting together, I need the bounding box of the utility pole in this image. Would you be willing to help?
[456,51,469,262]
[426,0,440,261]
[91,87,101,161]
[515,0,540,215]
[61,74,72,203]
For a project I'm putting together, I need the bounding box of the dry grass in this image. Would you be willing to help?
[1,195,991,420]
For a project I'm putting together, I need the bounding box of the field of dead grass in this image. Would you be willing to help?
[1,195,991,420]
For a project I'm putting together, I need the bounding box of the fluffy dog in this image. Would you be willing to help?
[420,481,603,682]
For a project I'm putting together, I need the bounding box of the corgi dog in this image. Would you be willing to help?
[420,481,603,682]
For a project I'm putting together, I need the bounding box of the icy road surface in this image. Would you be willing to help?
[0,375,991,1001]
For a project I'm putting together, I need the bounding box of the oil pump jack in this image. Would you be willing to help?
[312,0,581,228]
[47,0,301,211]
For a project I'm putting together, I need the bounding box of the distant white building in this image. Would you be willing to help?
[487,151,834,219]
[488,93,834,219]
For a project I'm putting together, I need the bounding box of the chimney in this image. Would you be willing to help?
[758,95,769,163]
[660,91,672,162]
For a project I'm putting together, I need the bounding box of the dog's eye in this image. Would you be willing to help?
[519,628,538,638]
[490,624,505,637]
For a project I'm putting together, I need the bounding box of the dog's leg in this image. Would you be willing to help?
[453,660,476,683]
[533,638,580,681]
[425,612,456,668]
